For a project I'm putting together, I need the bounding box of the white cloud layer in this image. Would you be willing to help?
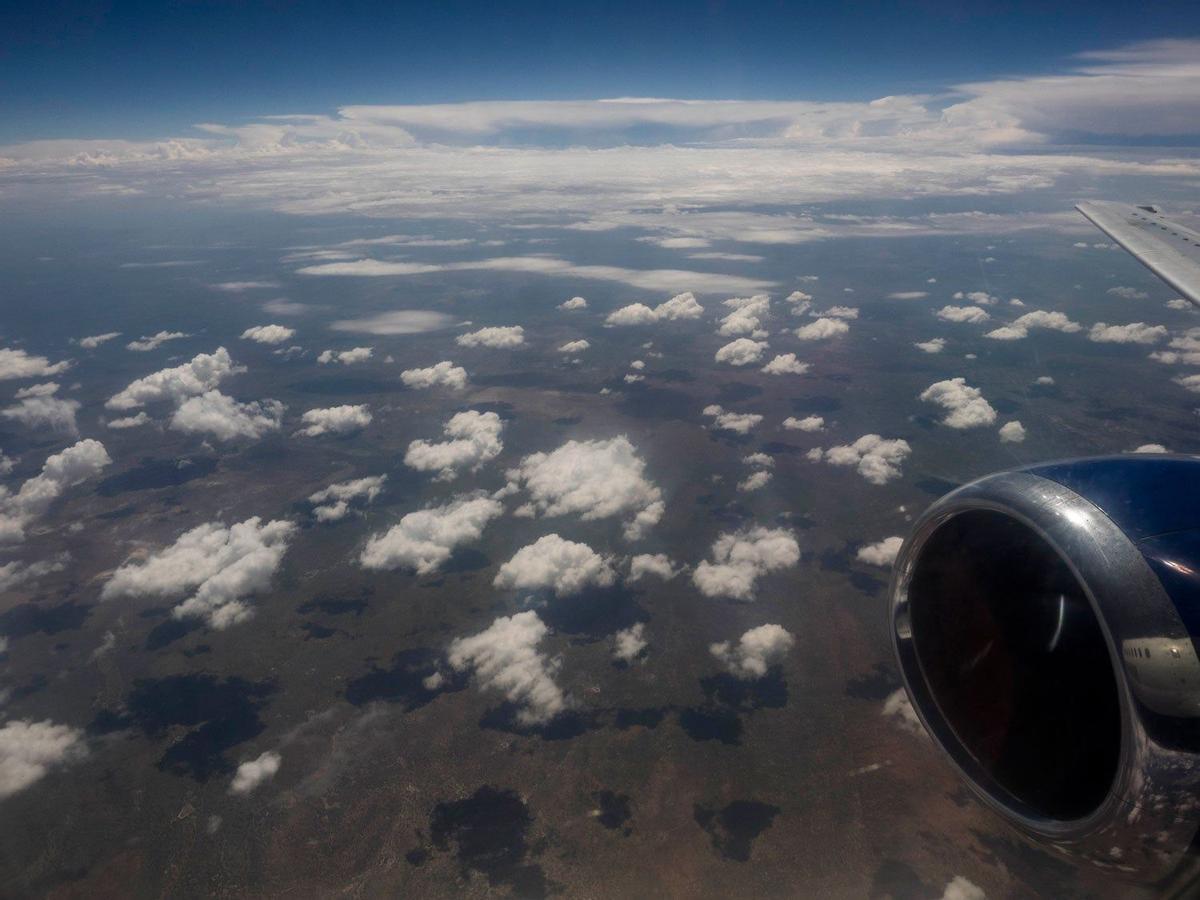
[404,410,503,480]
[493,534,616,597]
[359,492,503,573]
[102,517,296,629]
[710,624,795,679]
[692,526,800,600]
[506,436,663,540]
[448,611,567,725]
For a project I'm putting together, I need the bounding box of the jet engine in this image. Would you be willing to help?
[889,456,1200,890]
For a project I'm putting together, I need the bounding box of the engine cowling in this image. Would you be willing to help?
[889,456,1200,888]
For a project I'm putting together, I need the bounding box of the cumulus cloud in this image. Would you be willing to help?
[953,290,998,306]
[295,404,372,437]
[919,378,997,429]
[0,348,70,381]
[888,291,928,300]
[171,391,284,441]
[1108,285,1149,300]
[558,296,588,310]
[1088,322,1168,344]
[230,750,281,795]
[2,394,80,435]
[455,326,525,348]
[240,324,296,345]
[999,420,1026,443]
[0,553,69,592]
[448,610,567,725]
[857,537,904,567]
[793,317,849,340]
[761,353,810,375]
[494,534,616,597]
[1166,298,1191,311]
[718,294,770,336]
[360,492,503,573]
[715,338,768,366]
[1176,374,1200,393]
[627,553,678,582]
[607,292,704,326]
[936,306,990,324]
[738,470,773,492]
[317,346,374,364]
[782,415,824,432]
[0,439,111,543]
[820,305,859,319]
[102,517,296,629]
[692,526,800,600]
[703,404,763,435]
[940,876,985,900]
[404,410,503,480]
[985,309,1082,340]
[558,339,590,354]
[0,719,87,799]
[1132,443,1169,453]
[810,435,911,485]
[883,688,924,736]
[710,624,795,679]
[506,436,664,540]
[914,338,946,353]
[308,475,386,522]
[106,347,242,410]
[401,361,468,389]
[126,330,189,352]
[612,622,648,662]
[77,332,121,349]
[107,411,151,429]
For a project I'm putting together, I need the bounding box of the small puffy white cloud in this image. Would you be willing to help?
[171,391,284,441]
[743,452,773,468]
[404,410,503,480]
[317,346,374,364]
[455,326,525,348]
[629,359,645,370]
[506,436,663,540]
[295,404,372,438]
[1089,322,1168,344]
[14,382,59,398]
[623,373,644,384]
[986,310,1082,340]
[1167,298,1191,310]
[613,622,648,662]
[984,325,1026,341]
[448,610,567,725]
[738,470,773,492]
[999,420,1026,443]
[0,719,87,799]
[812,435,911,485]
[627,553,678,582]
[0,554,69,592]
[703,404,763,435]
[0,348,70,381]
[1177,374,1200,393]
[557,339,590,354]
[1107,286,1149,300]
[400,360,468,389]
[821,305,859,319]
[914,338,946,353]
[1035,375,1055,385]
[102,517,296,629]
[710,624,795,679]
[794,317,849,340]
[936,306,990,324]
[240,324,296,345]
[692,526,800,600]
[718,294,770,336]
[1132,443,1169,454]
[107,412,151,429]
[308,475,386,522]
[883,688,924,736]
[230,750,281,795]
[107,347,242,411]
[607,292,703,325]
[77,332,121,349]
[715,338,768,366]
[952,290,997,306]
[919,378,997,429]
[126,330,189,352]
[2,395,80,434]
[0,440,111,543]
[888,291,928,300]
[360,492,503,573]
[761,353,810,375]
[856,537,904,567]
[494,534,616,597]
[1009,298,1025,307]
[558,296,588,310]
[786,290,813,304]
[782,415,824,432]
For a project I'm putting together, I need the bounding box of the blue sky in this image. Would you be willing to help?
[2,0,1199,142]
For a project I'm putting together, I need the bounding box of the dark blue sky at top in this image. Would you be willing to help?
[2,0,1198,143]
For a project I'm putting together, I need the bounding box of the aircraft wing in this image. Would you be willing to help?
[1077,201,1200,307]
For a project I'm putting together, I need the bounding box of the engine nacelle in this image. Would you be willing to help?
[889,456,1200,888]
